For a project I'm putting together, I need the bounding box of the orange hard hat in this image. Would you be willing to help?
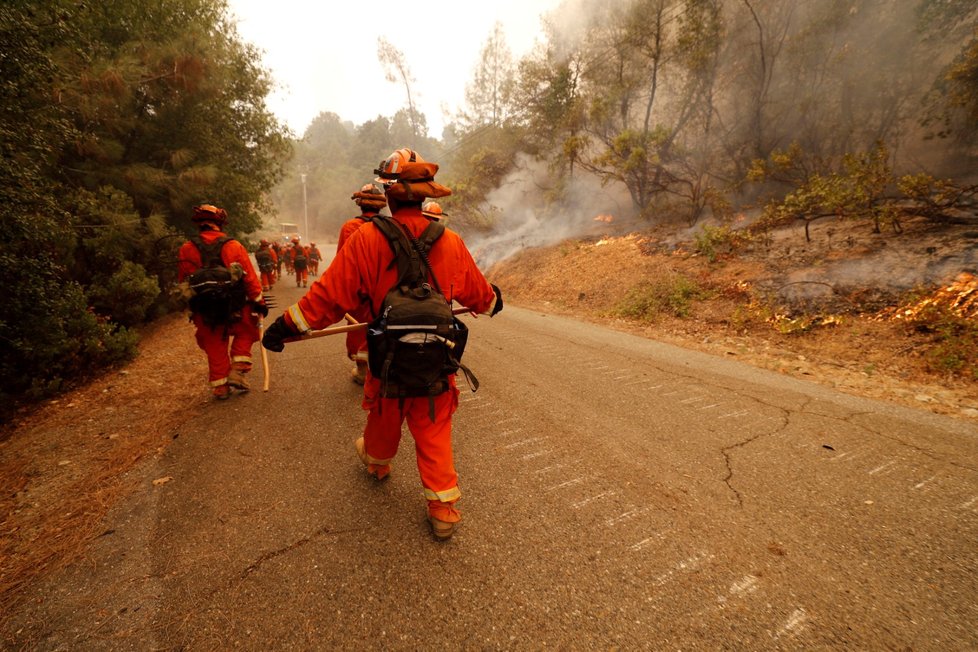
[374,148,451,202]
[352,183,387,210]
[421,201,446,220]
[192,204,227,226]
[374,149,420,186]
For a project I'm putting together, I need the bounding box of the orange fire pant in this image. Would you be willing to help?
[295,267,308,285]
[192,308,260,385]
[260,270,275,289]
[361,378,461,503]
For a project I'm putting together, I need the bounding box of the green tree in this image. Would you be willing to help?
[0,0,291,409]
[377,36,424,138]
[460,22,516,131]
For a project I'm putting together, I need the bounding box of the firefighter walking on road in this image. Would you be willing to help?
[178,204,269,399]
[262,150,502,540]
[291,238,309,288]
[255,238,277,292]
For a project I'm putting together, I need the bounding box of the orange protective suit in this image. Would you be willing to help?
[256,245,278,291]
[284,206,497,506]
[178,230,264,389]
[336,211,379,358]
[292,245,309,287]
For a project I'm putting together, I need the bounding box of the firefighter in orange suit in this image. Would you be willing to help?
[255,238,278,292]
[308,242,323,276]
[291,238,309,287]
[178,204,268,399]
[340,184,387,384]
[262,150,503,540]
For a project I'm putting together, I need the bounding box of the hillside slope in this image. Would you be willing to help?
[486,215,978,421]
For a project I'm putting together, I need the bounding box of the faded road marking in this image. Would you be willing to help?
[774,608,809,639]
[534,463,568,475]
[605,506,650,526]
[504,437,548,449]
[654,551,714,587]
[868,460,898,475]
[572,491,616,509]
[913,475,937,490]
[545,476,588,492]
[716,410,751,420]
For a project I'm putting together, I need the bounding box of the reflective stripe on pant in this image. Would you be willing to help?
[192,307,260,385]
[361,377,461,502]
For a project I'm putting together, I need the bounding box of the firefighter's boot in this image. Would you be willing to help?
[355,437,391,481]
[228,361,251,392]
[350,353,368,385]
[212,383,231,400]
[427,500,461,541]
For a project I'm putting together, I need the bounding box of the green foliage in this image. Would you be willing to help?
[903,303,978,379]
[87,261,160,327]
[752,141,978,237]
[0,1,290,409]
[613,274,710,322]
[692,224,750,262]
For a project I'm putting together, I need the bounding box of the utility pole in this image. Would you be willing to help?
[300,173,309,242]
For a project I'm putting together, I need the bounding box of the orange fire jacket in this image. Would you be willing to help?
[337,211,379,252]
[286,207,496,331]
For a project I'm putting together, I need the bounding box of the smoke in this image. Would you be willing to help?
[467,154,634,269]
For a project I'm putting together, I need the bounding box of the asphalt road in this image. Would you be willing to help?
[14,256,978,650]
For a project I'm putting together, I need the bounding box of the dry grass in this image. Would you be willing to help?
[488,224,978,420]
[0,314,207,629]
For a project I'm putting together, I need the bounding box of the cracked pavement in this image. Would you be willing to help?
[7,300,977,650]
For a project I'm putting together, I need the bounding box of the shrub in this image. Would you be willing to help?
[87,261,160,327]
[613,274,710,322]
[692,224,750,262]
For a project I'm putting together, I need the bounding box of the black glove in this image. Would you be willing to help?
[250,299,269,318]
[490,284,503,316]
[262,315,297,352]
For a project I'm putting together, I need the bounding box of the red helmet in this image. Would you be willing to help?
[192,204,227,226]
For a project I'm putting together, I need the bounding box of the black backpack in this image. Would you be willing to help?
[255,248,274,272]
[366,217,477,416]
[293,248,308,270]
[187,236,247,327]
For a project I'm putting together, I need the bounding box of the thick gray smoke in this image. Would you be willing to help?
[467,154,634,269]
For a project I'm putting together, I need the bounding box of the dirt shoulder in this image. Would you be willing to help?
[0,314,206,633]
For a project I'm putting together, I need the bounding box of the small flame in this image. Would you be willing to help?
[876,272,978,322]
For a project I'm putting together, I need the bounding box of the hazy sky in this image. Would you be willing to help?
[226,0,565,138]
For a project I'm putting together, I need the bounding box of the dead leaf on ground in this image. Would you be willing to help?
[152,476,173,486]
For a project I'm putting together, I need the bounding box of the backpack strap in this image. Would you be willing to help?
[191,236,230,268]
[372,216,445,291]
